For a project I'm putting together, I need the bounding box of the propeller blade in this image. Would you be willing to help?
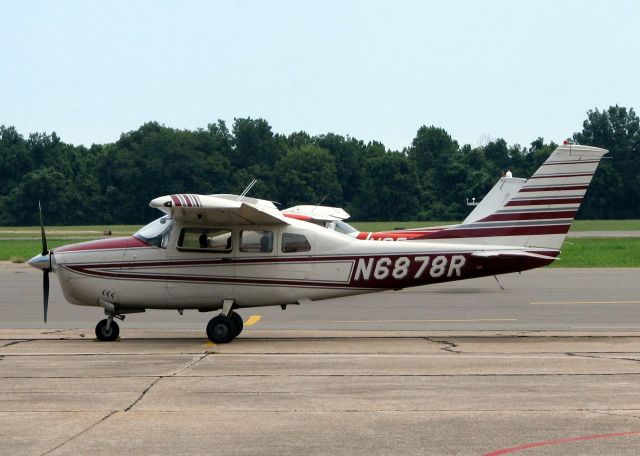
[38,201,48,256]
[43,271,49,323]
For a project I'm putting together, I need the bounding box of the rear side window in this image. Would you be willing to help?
[282,233,311,253]
[240,230,273,253]
[178,228,232,252]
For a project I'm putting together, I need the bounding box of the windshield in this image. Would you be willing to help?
[334,220,358,236]
[310,219,359,236]
[134,216,174,248]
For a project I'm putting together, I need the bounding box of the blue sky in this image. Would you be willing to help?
[1,0,639,150]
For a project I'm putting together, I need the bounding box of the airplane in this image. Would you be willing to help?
[27,143,607,344]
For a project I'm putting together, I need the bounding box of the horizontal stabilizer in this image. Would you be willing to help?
[471,250,559,261]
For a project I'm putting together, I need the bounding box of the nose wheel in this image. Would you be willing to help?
[95,318,120,341]
[206,311,243,344]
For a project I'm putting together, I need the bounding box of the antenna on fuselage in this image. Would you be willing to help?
[312,193,330,212]
[238,179,258,200]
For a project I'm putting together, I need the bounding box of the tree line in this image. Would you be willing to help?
[0,105,638,226]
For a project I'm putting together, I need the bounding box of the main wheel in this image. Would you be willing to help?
[95,319,119,341]
[206,315,237,344]
[230,312,243,337]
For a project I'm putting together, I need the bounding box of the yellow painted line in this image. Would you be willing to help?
[294,318,517,323]
[206,342,216,346]
[244,315,262,326]
[531,300,640,305]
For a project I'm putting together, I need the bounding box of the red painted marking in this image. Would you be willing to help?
[529,172,593,179]
[356,230,442,240]
[406,224,570,239]
[480,210,577,222]
[183,194,194,207]
[170,195,181,207]
[283,213,313,221]
[542,159,600,165]
[483,430,640,455]
[506,197,582,206]
[518,185,588,193]
[54,236,148,253]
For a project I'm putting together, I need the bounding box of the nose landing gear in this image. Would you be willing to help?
[95,317,120,341]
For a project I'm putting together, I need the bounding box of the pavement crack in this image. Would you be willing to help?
[124,377,162,412]
[171,353,209,376]
[41,329,70,335]
[588,410,640,421]
[0,339,33,348]
[424,337,461,353]
[124,353,209,412]
[567,352,640,364]
[39,410,116,456]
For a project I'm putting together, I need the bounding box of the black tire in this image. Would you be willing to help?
[95,319,119,341]
[206,315,237,344]
[230,312,243,337]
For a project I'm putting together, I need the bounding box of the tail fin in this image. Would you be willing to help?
[456,144,608,249]
[463,177,527,225]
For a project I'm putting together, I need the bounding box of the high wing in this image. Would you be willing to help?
[149,194,290,226]
[283,205,350,221]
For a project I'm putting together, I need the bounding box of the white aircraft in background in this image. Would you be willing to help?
[28,144,607,343]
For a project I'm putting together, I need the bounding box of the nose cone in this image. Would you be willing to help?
[28,253,51,271]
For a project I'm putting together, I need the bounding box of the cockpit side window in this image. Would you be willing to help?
[281,233,311,253]
[240,230,273,253]
[178,228,233,252]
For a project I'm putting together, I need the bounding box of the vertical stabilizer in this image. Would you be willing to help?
[468,144,608,248]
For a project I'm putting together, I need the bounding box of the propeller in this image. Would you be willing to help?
[38,201,51,323]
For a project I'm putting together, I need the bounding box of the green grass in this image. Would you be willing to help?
[550,238,640,268]
[2,236,639,267]
[1,220,639,238]
[569,220,640,231]
[0,225,140,239]
[0,239,93,262]
[351,220,640,232]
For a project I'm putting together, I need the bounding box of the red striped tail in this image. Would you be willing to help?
[468,144,607,249]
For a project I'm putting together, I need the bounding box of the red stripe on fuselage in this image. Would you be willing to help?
[400,224,570,239]
[170,195,181,207]
[63,250,559,289]
[54,236,149,253]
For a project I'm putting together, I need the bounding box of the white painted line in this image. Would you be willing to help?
[531,301,640,305]
[291,318,517,323]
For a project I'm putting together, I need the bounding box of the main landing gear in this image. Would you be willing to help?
[206,311,243,344]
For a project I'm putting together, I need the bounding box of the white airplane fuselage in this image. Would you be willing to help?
[51,218,555,312]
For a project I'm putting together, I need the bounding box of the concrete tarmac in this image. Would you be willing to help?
[2,330,640,455]
[2,262,640,331]
[2,263,640,455]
